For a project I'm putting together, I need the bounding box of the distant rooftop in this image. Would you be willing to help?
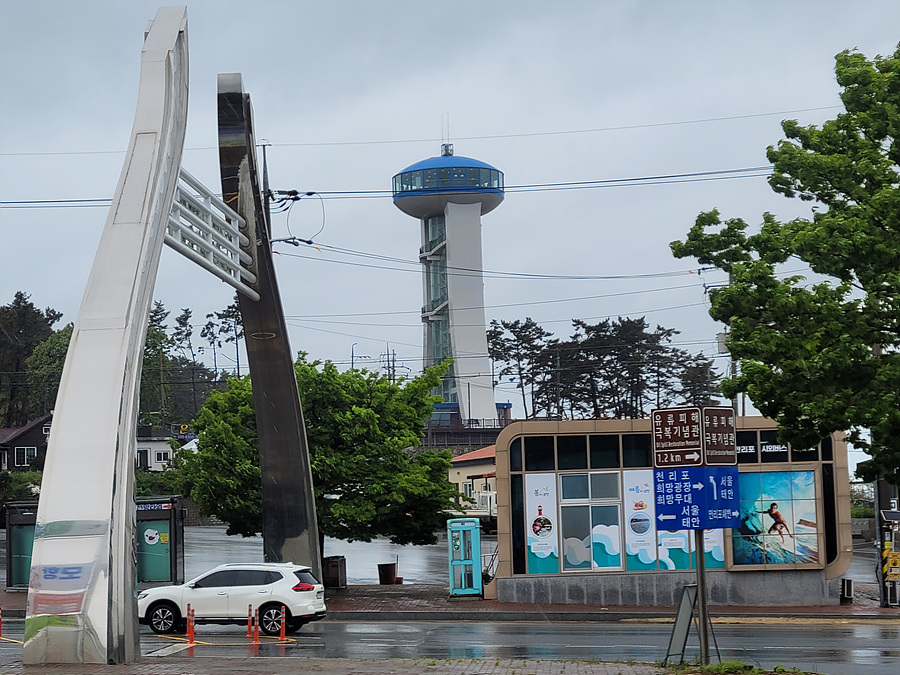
[451,444,496,464]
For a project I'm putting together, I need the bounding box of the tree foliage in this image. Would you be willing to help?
[670,45,900,484]
[488,316,720,419]
[177,355,459,545]
[487,318,556,417]
[24,322,72,417]
[0,292,62,427]
[176,376,260,535]
[0,470,42,502]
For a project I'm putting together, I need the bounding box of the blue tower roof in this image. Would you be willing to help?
[392,144,504,218]
[396,153,500,174]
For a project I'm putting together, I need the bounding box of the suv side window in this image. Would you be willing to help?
[193,570,235,588]
[231,570,273,586]
[264,570,283,584]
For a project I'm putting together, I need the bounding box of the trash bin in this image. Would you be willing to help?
[322,555,347,589]
[377,562,397,585]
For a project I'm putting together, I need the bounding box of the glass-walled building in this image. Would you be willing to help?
[490,417,852,606]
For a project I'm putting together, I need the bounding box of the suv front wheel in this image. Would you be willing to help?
[148,602,181,635]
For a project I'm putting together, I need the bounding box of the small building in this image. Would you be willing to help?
[136,426,178,472]
[450,445,497,532]
[488,416,852,607]
[0,414,52,471]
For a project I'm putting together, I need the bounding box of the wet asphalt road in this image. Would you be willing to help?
[0,618,897,674]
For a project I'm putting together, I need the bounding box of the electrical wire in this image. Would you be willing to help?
[0,164,773,209]
[0,104,840,157]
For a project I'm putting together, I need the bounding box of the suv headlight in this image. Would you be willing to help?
[137,591,148,600]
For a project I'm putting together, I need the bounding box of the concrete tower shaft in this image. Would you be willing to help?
[392,145,503,422]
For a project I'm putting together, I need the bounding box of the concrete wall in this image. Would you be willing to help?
[496,568,838,606]
[852,518,876,541]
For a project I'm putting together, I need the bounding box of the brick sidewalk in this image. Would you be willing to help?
[0,656,667,675]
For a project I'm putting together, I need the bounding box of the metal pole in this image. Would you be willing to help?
[694,529,710,665]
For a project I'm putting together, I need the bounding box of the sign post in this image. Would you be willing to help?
[653,406,737,665]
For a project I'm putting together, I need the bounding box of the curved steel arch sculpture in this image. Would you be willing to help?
[24,8,322,665]
[216,73,321,575]
[23,8,189,664]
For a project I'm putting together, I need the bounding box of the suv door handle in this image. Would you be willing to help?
[217,591,227,595]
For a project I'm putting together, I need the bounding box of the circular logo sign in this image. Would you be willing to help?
[531,515,553,538]
[629,512,652,535]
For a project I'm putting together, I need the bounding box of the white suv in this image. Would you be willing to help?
[138,562,326,635]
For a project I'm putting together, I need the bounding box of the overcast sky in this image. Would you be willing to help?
[2,1,899,467]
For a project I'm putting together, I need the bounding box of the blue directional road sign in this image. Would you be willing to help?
[654,466,740,531]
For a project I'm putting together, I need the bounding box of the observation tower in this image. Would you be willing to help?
[392,144,503,422]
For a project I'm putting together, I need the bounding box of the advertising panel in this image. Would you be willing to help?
[657,529,692,570]
[591,504,622,569]
[525,473,559,574]
[623,470,658,570]
[689,528,726,569]
[732,470,819,565]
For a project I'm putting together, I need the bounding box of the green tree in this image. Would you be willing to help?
[213,295,244,376]
[140,301,174,428]
[0,292,62,427]
[176,377,260,535]
[671,351,721,407]
[135,467,181,497]
[172,308,200,415]
[671,45,900,484]
[487,318,556,418]
[177,355,459,547]
[0,470,42,502]
[25,322,73,416]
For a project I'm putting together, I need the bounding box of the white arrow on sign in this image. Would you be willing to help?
[659,514,676,521]
[692,482,704,490]
[685,452,700,461]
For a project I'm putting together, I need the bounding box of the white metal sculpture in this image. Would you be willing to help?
[23,7,189,664]
[166,168,260,301]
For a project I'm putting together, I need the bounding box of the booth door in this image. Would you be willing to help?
[137,520,171,582]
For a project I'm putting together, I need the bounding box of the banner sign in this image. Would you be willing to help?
[654,466,741,530]
[525,473,559,574]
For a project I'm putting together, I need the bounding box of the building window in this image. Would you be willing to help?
[137,448,150,470]
[156,451,170,464]
[462,482,473,498]
[559,471,622,571]
[15,447,37,467]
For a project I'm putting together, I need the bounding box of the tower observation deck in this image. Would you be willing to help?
[392,144,503,423]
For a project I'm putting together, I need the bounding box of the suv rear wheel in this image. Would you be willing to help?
[148,602,181,635]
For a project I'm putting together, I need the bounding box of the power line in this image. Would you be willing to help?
[0,164,773,209]
[0,105,840,157]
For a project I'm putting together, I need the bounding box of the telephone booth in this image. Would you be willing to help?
[447,518,482,596]
[136,496,185,587]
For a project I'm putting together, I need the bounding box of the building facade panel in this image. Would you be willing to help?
[491,417,852,606]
